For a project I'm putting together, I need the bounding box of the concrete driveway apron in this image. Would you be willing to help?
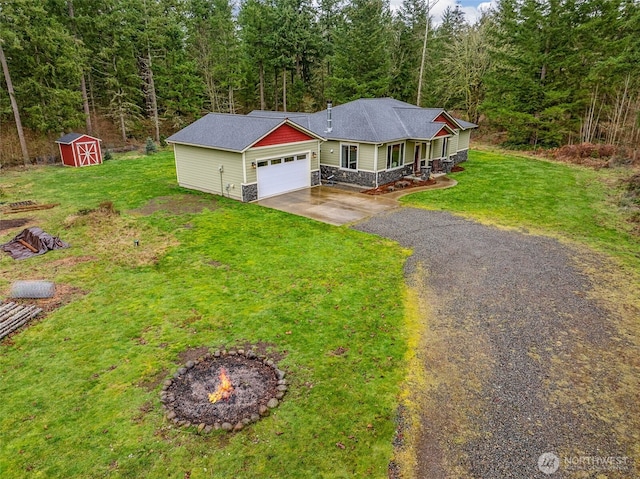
[256,186,399,226]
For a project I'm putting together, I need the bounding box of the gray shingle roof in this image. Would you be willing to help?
[169,99,477,151]
[455,118,478,129]
[309,98,412,142]
[55,132,91,144]
[252,98,476,143]
[247,110,314,131]
[167,114,300,152]
[394,108,454,139]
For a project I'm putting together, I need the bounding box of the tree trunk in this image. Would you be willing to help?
[81,74,92,134]
[119,108,126,143]
[67,0,92,134]
[259,61,265,110]
[228,85,235,114]
[0,42,29,165]
[417,0,438,106]
[274,68,279,111]
[147,52,160,143]
[88,71,97,131]
[282,68,287,112]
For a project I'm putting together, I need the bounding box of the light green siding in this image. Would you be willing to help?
[458,130,470,150]
[376,145,385,171]
[423,142,431,160]
[174,144,243,200]
[447,134,459,157]
[320,141,376,171]
[319,140,340,167]
[430,138,444,159]
[406,141,417,166]
[358,144,376,171]
[244,140,320,184]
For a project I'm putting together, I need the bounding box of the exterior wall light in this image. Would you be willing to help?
[251,162,256,169]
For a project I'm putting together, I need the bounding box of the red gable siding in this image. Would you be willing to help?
[434,113,458,130]
[435,127,449,137]
[254,123,314,147]
[72,134,93,144]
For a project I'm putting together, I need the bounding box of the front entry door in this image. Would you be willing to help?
[413,144,421,175]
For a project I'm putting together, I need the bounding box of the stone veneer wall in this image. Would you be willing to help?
[376,164,413,185]
[320,165,376,187]
[242,183,258,202]
[443,158,454,173]
[311,170,321,186]
[420,166,432,179]
[454,149,469,164]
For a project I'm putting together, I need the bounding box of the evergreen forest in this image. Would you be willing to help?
[1,0,639,164]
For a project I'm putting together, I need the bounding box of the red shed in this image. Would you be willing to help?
[55,133,103,167]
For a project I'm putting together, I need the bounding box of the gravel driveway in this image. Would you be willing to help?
[354,208,639,478]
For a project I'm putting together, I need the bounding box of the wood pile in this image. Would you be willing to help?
[0,302,43,340]
[1,201,60,214]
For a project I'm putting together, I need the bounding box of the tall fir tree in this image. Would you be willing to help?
[186,0,240,114]
[238,0,276,110]
[0,0,84,135]
[329,0,392,103]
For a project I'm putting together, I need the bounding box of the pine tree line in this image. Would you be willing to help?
[0,0,639,164]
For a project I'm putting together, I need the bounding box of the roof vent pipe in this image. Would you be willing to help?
[327,101,333,133]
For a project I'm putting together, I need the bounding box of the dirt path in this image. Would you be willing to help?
[354,208,639,478]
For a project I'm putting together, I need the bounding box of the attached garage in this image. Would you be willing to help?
[256,153,310,199]
[167,114,323,202]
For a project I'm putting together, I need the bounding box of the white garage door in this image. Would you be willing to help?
[257,153,310,199]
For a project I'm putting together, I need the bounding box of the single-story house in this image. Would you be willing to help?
[166,98,477,202]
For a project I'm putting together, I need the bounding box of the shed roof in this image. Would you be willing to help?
[166,114,320,152]
[55,132,100,144]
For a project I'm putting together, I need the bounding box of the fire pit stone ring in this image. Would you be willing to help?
[160,348,287,433]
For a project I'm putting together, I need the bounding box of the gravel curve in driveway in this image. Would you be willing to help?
[354,208,639,478]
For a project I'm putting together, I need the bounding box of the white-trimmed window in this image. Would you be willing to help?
[386,142,405,169]
[442,137,448,158]
[341,144,358,170]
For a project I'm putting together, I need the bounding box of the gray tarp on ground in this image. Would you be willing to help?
[1,227,69,260]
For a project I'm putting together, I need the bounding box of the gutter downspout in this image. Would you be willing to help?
[374,143,383,188]
[219,165,225,197]
[242,152,247,184]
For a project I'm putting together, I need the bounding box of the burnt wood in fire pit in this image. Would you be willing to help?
[161,348,287,433]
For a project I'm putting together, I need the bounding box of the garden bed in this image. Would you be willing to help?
[362,177,436,195]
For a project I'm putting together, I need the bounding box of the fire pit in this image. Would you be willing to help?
[161,348,287,433]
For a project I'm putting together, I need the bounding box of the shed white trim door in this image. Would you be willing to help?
[256,153,310,199]
[75,141,99,166]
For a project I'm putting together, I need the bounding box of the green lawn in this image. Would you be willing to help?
[402,149,640,268]
[1,148,637,478]
[0,152,409,478]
